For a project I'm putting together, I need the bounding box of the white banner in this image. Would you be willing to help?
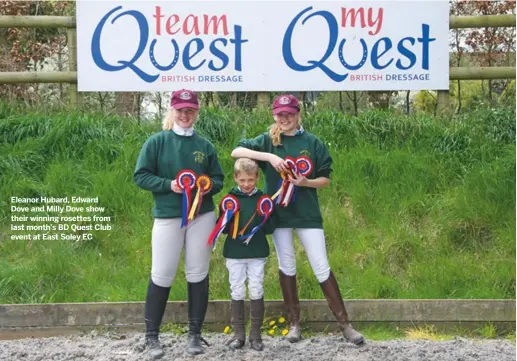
[76,0,449,91]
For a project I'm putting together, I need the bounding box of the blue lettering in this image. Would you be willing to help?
[396,37,416,70]
[418,24,435,70]
[209,39,229,71]
[338,39,367,70]
[91,6,159,83]
[283,7,347,82]
[183,39,206,70]
[149,39,179,71]
[371,38,393,70]
[230,25,248,71]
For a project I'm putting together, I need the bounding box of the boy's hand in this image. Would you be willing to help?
[288,172,309,187]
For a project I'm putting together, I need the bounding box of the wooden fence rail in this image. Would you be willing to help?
[0,67,514,85]
[1,299,515,340]
[0,14,514,29]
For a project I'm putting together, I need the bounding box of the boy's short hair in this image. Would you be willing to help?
[234,158,259,175]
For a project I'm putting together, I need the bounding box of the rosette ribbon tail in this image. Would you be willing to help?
[237,195,274,245]
[181,187,192,228]
[207,195,239,246]
[207,210,232,246]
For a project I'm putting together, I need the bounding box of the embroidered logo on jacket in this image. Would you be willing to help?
[193,151,205,163]
[300,149,311,157]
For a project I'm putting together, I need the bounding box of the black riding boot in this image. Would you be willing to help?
[144,279,171,360]
[186,275,210,356]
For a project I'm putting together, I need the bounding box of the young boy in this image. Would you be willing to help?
[221,158,274,351]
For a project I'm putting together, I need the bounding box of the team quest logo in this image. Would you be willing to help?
[91,6,248,83]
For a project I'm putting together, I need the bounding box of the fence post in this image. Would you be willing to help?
[436,90,450,115]
[257,92,269,109]
[67,28,81,108]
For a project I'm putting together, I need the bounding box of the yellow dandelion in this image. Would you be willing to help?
[269,320,276,326]
[273,325,278,330]
[278,317,285,324]
[268,329,275,336]
[282,329,289,336]
[224,326,231,334]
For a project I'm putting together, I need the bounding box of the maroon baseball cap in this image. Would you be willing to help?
[272,94,300,115]
[170,89,199,110]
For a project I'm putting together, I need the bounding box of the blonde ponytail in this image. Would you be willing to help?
[162,108,174,131]
[268,117,303,147]
[269,123,282,147]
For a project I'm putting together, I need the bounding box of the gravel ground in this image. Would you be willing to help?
[1,332,515,361]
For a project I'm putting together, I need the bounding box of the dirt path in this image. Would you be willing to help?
[1,332,515,361]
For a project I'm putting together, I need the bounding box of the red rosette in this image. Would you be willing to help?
[221,194,239,212]
[177,170,197,190]
[257,195,273,217]
[295,156,313,177]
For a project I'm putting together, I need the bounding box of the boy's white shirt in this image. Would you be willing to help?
[238,186,258,196]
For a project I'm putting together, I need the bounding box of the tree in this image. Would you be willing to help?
[1,1,73,68]
[458,0,516,103]
[0,1,74,103]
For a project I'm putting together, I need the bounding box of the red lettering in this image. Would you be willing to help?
[154,6,163,36]
[341,7,365,28]
[203,15,229,35]
[341,7,384,36]
[166,14,180,35]
[154,11,230,36]
[368,8,383,36]
[183,14,200,35]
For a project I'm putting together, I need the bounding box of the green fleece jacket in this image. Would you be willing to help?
[222,188,274,259]
[134,130,224,218]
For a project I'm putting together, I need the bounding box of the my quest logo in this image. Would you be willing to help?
[91,6,248,83]
[282,6,436,82]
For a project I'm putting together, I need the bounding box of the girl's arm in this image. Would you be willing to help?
[134,137,174,193]
[231,147,271,162]
[232,147,288,173]
[305,177,330,189]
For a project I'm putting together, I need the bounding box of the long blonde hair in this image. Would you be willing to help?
[269,123,282,147]
[162,108,174,131]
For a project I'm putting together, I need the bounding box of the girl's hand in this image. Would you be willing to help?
[288,171,309,187]
[171,179,182,194]
[268,154,289,173]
